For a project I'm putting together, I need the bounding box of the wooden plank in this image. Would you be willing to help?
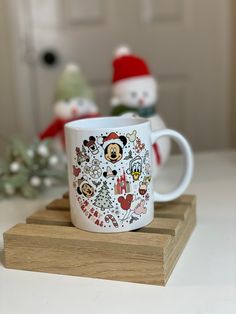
[4,245,165,285]
[62,191,69,199]
[4,223,171,258]
[46,199,70,211]
[155,204,189,220]
[46,197,192,217]
[26,210,72,226]
[140,217,182,236]
[4,223,171,285]
[177,194,196,206]
[3,194,196,286]
[26,209,182,236]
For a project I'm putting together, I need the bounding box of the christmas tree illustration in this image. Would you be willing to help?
[93,181,113,211]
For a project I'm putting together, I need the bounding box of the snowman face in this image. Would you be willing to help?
[54,98,98,120]
[113,77,158,108]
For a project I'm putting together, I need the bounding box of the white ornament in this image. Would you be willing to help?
[37,144,49,157]
[4,183,15,195]
[49,155,59,166]
[30,176,41,187]
[10,161,20,173]
[43,178,52,187]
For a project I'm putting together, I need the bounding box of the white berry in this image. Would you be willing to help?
[10,162,20,173]
[49,155,58,166]
[30,176,41,187]
[37,144,49,157]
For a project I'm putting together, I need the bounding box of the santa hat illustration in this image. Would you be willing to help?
[104,166,117,178]
[101,132,125,150]
[112,46,152,84]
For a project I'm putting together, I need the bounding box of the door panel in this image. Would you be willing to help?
[23,0,231,150]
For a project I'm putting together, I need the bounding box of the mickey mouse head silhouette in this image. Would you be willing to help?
[83,136,98,155]
[118,194,133,211]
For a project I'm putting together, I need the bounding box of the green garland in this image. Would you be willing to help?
[0,138,67,199]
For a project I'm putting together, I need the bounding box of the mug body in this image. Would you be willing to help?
[65,117,154,233]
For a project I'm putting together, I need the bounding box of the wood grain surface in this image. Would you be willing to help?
[3,194,196,285]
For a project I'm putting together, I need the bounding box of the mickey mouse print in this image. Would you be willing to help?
[71,129,152,231]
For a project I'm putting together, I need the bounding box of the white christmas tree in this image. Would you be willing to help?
[93,181,113,211]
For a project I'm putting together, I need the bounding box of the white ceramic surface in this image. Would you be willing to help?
[65,117,193,232]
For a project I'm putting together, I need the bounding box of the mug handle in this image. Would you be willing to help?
[151,129,194,202]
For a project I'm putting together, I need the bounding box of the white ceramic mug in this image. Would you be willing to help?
[65,117,193,233]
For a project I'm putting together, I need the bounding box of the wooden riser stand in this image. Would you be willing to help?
[3,193,196,286]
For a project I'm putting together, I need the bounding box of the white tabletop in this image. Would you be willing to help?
[0,150,236,314]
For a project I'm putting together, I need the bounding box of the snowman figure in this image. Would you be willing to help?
[40,97,99,147]
[39,63,100,147]
[110,46,170,177]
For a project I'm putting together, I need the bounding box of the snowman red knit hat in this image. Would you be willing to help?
[102,132,123,149]
[112,46,151,83]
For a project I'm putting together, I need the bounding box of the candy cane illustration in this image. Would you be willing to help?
[105,214,119,228]
[135,137,145,153]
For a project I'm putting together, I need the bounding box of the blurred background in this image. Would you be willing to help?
[0,0,235,153]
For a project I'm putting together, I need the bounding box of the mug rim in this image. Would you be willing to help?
[65,116,150,131]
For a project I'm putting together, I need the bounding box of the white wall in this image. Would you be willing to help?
[0,0,18,154]
[232,0,236,146]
